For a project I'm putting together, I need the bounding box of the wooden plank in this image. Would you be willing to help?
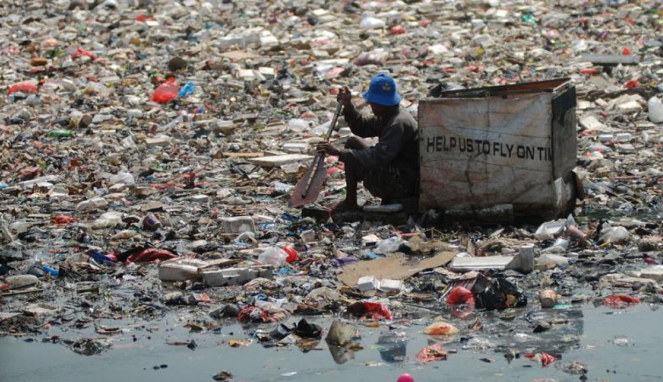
[552,85,577,179]
[2,288,43,297]
[219,50,260,61]
[222,152,264,158]
[249,154,312,168]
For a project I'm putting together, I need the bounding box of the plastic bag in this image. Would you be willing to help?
[258,247,289,266]
[473,277,527,310]
[603,294,640,308]
[416,344,448,363]
[8,82,38,95]
[360,16,385,29]
[424,322,459,336]
[152,81,179,103]
[374,236,404,255]
[525,352,556,367]
[71,47,97,61]
[446,286,475,306]
[178,81,196,97]
[347,301,393,320]
[353,50,388,66]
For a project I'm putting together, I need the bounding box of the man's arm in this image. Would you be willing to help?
[338,123,405,169]
[343,103,381,138]
[337,86,380,137]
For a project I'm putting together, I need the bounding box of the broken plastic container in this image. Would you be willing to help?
[534,219,566,240]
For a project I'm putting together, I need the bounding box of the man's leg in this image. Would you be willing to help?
[336,137,369,211]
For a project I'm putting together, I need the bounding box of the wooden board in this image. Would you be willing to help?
[249,154,313,168]
[418,93,556,211]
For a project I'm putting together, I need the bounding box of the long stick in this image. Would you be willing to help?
[300,103,343,198]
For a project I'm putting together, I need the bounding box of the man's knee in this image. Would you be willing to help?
[344,136,368,150]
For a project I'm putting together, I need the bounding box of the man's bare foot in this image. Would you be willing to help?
[333,200,361,211]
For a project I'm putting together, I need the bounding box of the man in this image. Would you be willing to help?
[317,73,419,211]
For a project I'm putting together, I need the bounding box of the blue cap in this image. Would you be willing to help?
[362,73,402,106]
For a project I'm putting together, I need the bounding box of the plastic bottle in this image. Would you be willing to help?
[152,80,179,103]
[178,81,196,97]
[648,97,663,123]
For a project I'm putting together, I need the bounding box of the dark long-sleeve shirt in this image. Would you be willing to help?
[338,104,419,171]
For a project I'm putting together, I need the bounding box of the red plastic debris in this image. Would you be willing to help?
[625,79,641,89]
[525,352,556,367]
[282,246,299,263]
[135,14,147,22]
[623,47,631,55]
[52,215,79,225]
[152,80,179,103]
[390,25,406,35]
[17,167,44,181]
[416,344,448,363]
[467,65,484,72]
[72,47,98,61]
[8,82,38,95]
[580,68,600,75]
[150,182,186,189]
[419,19,431,27]
[603,294,640,308]
[447,286,475,306]
[125,248,178,264]
[326,166,342,176]
[347,301,393,320]
[446,286,476,318]
[237,303,289,323]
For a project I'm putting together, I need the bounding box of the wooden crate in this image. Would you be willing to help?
[418,79,577,219]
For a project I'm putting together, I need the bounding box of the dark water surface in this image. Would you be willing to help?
[1,304,662,382]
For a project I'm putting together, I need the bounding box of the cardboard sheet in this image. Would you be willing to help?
[338,251,457,286]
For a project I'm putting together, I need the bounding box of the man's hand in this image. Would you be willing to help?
[316,142,340,156]
[337,86,352,108]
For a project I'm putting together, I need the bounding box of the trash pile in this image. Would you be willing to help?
[1,0,663,379]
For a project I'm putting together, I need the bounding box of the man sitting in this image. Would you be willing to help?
[317,73,419,211]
